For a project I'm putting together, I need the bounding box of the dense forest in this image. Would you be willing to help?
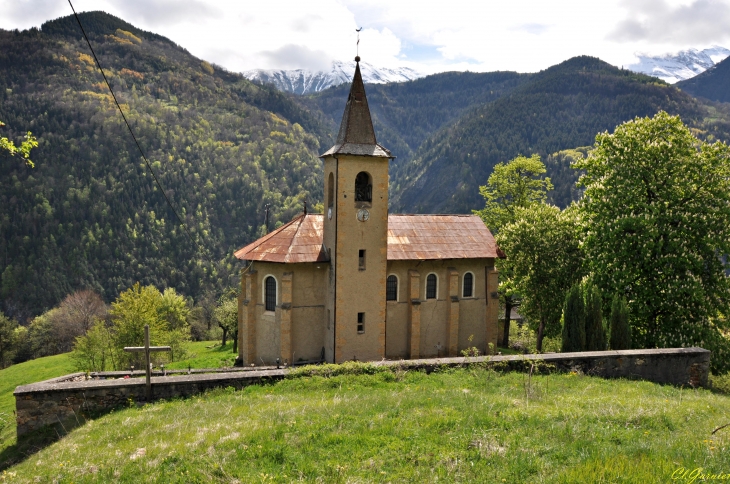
[389,57,730,213]
[0,12,325,319]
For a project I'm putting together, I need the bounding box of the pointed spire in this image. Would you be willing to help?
[320,57,392,159]
[335,59,376,145]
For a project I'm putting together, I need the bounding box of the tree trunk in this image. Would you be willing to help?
[232,329,238,353]
[502,298,513,348]
[536,318,545,352]
[221,326,228,346]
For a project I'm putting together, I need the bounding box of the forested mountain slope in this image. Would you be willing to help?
[0,12,325,319]
[389,56,730,213]
[677,54,730,103]
[301,71,530,179]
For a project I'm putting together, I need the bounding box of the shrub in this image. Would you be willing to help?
[561,284,585,352]
[584,283,606,351]
[609,295,631,350]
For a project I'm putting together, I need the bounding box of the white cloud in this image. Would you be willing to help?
[0,0,728,74]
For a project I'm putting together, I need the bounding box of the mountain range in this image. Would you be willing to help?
[626,46,730,83]
[3,11,730,319]
[243,61,423,95]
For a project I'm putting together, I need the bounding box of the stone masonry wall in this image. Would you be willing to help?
[15,347,709,439]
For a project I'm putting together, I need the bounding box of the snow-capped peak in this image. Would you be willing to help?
[243,61,424,95]
[626,46,730,84]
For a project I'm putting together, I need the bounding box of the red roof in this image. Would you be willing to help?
[387,214,502,260]
[235,214,502,263]
[233,214,328,263]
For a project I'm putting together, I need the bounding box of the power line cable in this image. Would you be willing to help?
[67,0,209,259]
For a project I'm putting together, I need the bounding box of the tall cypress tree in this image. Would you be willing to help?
[561,284,585,352]
[610,295,631,350]
[584,283,606,351]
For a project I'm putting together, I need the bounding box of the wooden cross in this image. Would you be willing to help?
[124,325,171,399]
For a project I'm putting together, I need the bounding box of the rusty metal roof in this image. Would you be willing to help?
[233,214,328,263]
[387,214,502,260]
[234,214,502,263]
[320,59,392,159]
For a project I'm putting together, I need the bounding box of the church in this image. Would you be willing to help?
[235,57,502,365]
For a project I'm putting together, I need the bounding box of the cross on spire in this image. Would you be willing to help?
[356,27,362,58]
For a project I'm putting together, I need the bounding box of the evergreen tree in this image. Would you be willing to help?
[561,284,585,352]
[609,295,631,350]
[584,283,606,351]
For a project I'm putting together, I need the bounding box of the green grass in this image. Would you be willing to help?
[0,342,235,457]
[0,353,76,455]
[3,366,730,483]
[165,341,236,370]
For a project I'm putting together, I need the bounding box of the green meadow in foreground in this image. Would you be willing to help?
[3,364,730,483]
[0,342,232,460]
[0,353,75,455]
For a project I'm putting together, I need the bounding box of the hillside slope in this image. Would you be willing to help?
[3,368,729,480]
[302,70,530,179]
[0,12,325,318]
[677,54,730,103]
[390,56,730,213]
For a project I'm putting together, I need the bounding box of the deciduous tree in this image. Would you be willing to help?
[575,111,730,371]
[474,154,553,347]
[497,204,583,351]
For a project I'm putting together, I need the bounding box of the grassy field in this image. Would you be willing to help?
[0,341,235,460]
[2,364,729,483]
[0,353,76,456]
[165,341,237,370]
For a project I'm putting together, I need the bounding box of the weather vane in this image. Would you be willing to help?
[356,27,362,60]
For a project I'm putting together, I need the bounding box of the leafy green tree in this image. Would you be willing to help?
[497,204,583,351]
[71,320,117,372]
[609,296,631,350]
[0,313,18,368]
[584,283,606,351]
[474,154,553,347]
[575,111,730,371]
[107,283,191,368]
[213,296,238,351]
[0,120,38,167]
[561,284,585,352]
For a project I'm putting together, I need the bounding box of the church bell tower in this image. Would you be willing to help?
[320,57,393,363]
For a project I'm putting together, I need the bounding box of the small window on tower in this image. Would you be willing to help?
[359,249,366,270]
[355,172,372,202]
[327,172,334,209]
[357,312,365,333]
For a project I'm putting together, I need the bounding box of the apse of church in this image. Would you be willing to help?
[234,58,501,366]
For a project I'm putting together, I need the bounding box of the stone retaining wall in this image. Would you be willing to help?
[14,347,710,439]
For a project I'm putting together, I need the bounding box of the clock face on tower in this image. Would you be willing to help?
[357,208,370,222]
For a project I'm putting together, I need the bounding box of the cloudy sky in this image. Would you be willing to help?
[2,0,730,74]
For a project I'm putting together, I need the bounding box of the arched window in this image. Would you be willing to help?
[386,275,398,301]
[462,272,474,298]
[265,276,277,311]
[426,274,437,299]
[327,172,334,209]
[355,172,372,202]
